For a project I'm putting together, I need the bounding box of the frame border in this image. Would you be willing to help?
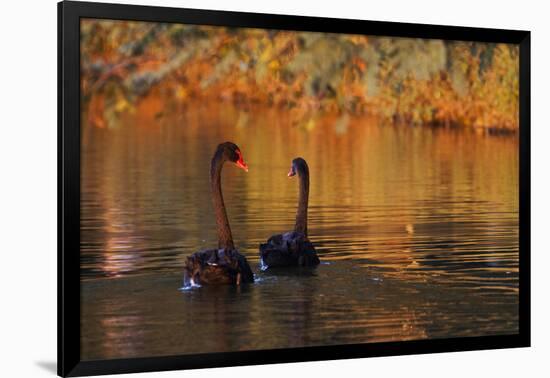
[58,1,531,376]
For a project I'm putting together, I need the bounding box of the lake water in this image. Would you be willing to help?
[80,100,519,360]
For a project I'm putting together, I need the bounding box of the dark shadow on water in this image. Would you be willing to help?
[35,361,56,374]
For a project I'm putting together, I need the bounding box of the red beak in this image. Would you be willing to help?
[236,159,249,172]
[235,150,248,172]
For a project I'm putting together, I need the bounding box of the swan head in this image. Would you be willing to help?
[288,157,307,178]
[218,142,248,172]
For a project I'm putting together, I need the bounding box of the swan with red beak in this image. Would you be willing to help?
[183,142,254,286]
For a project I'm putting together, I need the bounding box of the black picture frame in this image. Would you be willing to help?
[58,1,531,376]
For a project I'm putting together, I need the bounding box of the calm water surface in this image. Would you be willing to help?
[81,102,519,360]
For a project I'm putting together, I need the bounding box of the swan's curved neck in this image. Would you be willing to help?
[211,150,235,249]
[294,162,309,236]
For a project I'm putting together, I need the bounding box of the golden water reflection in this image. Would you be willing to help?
[81,100,518,360]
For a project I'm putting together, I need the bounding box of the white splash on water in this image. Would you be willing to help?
[179,276,202,291]
[259,258,269,271]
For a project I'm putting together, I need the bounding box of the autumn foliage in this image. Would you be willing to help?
[81,19,519,132]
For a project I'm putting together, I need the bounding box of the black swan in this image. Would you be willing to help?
[259,157,320,268]
[183,142,254,286]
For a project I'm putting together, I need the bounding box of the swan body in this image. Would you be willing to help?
[184,248,253,285]
[260,231,319,268]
